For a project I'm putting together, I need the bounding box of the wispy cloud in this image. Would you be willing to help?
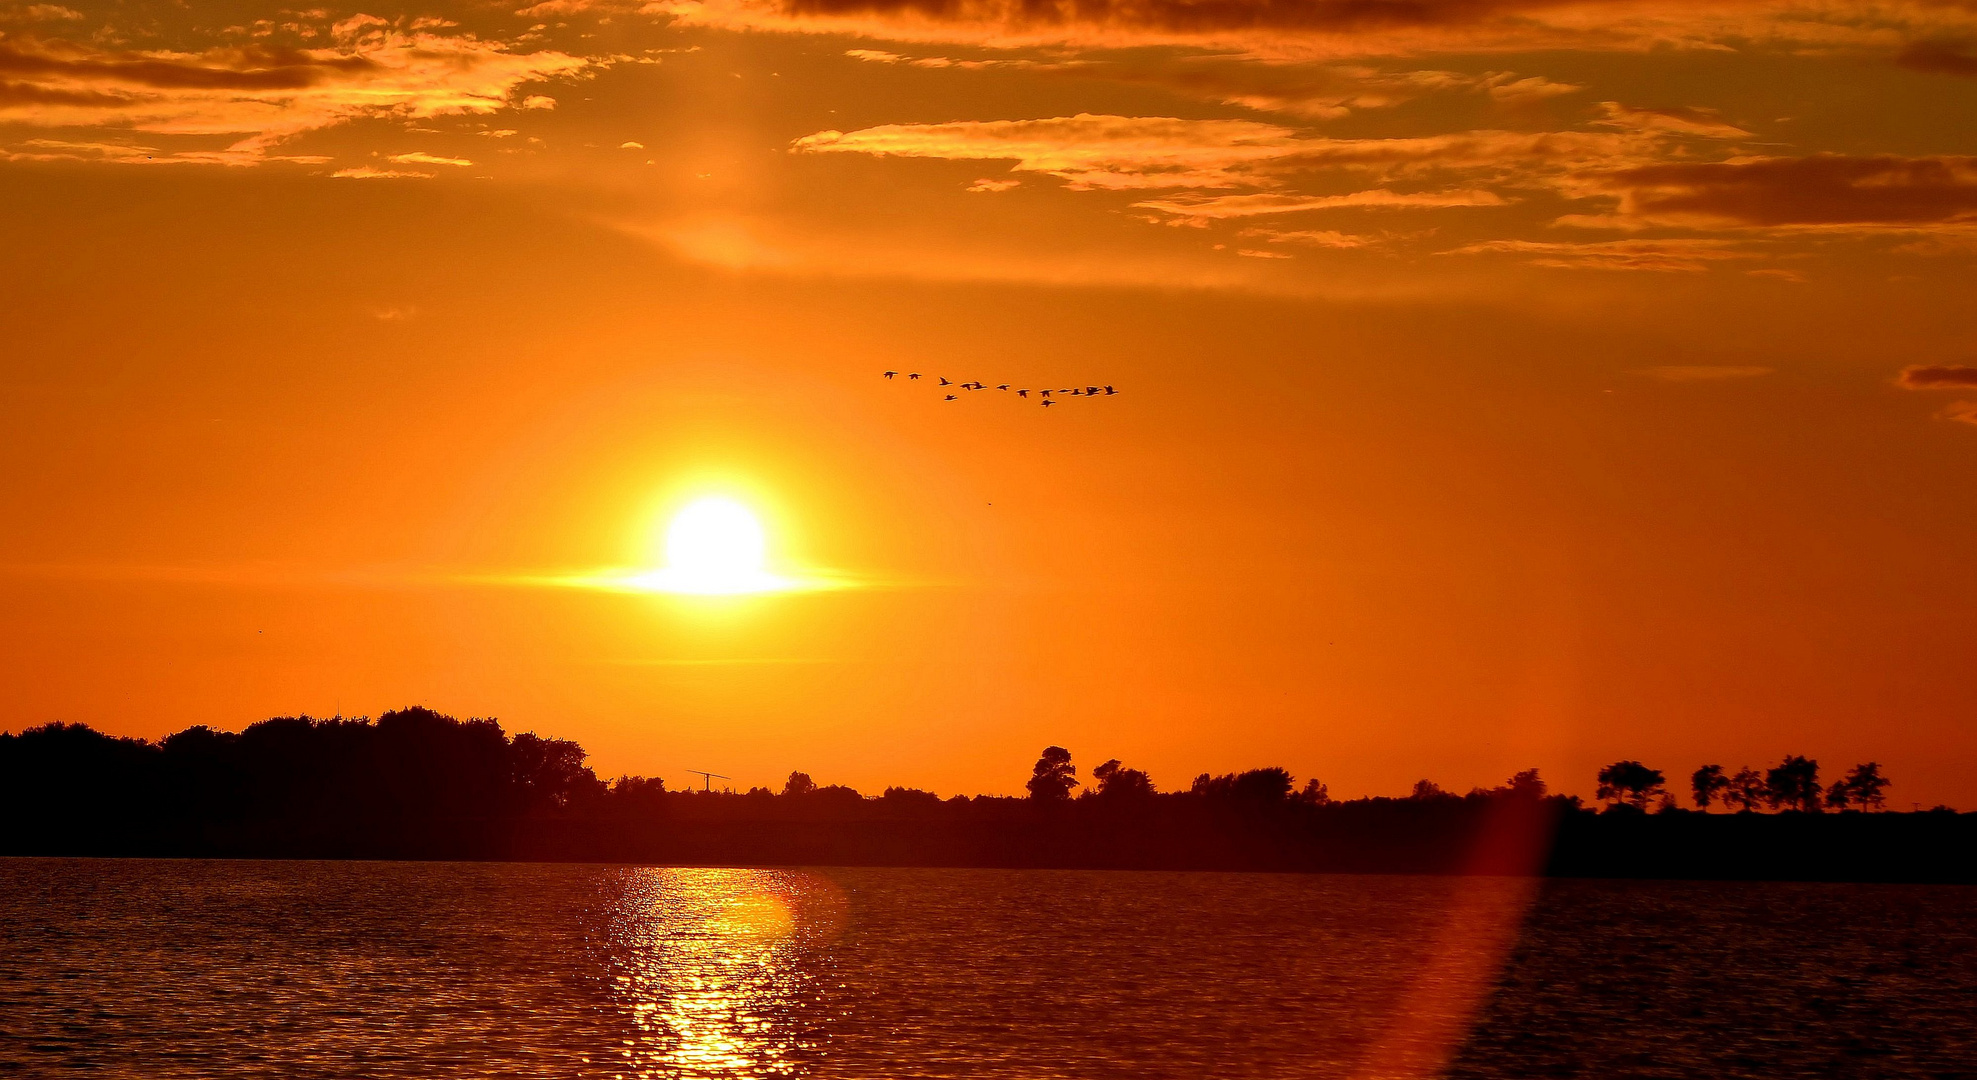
[1898,365,1977,389]
[1636,365,1774,381]
[669,0,1977,62]
[0,16,589,164]
[1564,154,1977,230]
[1140,188,1506,221]
[1594,102,1749,138]
[1444,238,1760,272]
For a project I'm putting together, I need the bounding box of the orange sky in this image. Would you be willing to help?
[3,0,1975,805]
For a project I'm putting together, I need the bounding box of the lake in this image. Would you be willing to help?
[1,860,1971,1078]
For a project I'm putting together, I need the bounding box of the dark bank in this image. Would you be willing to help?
[3,708,1970,882]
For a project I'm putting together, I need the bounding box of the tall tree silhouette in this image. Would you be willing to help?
[1026,746,1078,801]
[1595,761,1666,810]
[1091,759,1155,799]
[1691,764,1729,810]
[1766,756,1823,812]
[1828,762,1889,810]
[782,771,817,797]
[1723,767,1766,812]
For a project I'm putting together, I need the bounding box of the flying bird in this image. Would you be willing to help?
[939,377,952,386]
[1104,385,1117,395]
[1041,399,1056,407]
[996,384,1010,391]
[908,373,921,380]
[945,394,957,401]
[1040,389,1051,398]
[883,371,896,379]
[1017,389,1028,397]
[1085,386,1099,395]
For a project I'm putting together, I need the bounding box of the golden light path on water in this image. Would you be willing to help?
[602,868,846,1078]
[592,849,1550,1079]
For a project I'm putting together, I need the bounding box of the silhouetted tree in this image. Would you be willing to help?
[1766,755,1823,812]
[1829,762,1889,811]
[1091,759,1155,799]
[1595,761,1666,810]
[1296,777,1331,805]
[782,771,817,797]
[1191,768,1293,803]
[1410,779,1453,800]
[808,783,865,808]
[1462,772,1540,799]
[1723,766,1766,812]
[1691,764,1729,811]
[510,730,602,810]
[610,775,668,809]
[1499,769,1548,799]
[1026,746,1078,802]
[882,786,942,808]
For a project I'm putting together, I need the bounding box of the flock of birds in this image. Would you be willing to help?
[882,370,1120,408]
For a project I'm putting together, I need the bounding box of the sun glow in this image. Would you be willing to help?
[640,497,790,595]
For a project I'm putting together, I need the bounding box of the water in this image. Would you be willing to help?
[1,860,1971,1079]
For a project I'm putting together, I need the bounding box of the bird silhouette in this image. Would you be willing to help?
[1085,386,1099,395]
[996,384,1010,391]
[939,377,952,386]
[1104,385,1117,395]
[883,371,897,379]
[1017,389,1029,398]
[1041,399,1056,407]
[1040,389,1052,398]
[945,394,957,401]
[908,373,921,380]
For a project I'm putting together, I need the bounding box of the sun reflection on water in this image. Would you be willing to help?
[601,868,843,1079]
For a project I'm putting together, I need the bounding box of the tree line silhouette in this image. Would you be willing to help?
[1,710,1968,881]
[1594,757,1891,813]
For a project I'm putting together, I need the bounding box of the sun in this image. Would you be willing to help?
[644,497,789,595]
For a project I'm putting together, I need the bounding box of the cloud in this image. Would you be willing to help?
[1896,38,1977,77]
[0,5,83,22]
[793,114,1649,198]
[389,151,472,166]
[793,114,1311,190]
[1939,401,1977,424]
[1898,365,1977,388]
[1484,74,1581,104]
[0,18,588,164]
[667,0,1977,60]
[1443,237,1759,271]
[1137,188,1506,220]
[1636,365,1774,381]
[1595,102,1749,138]
[332,166,435,178]
[1238,227,1379,248]
[1087,61,1487,120]
[1569,154,1977,229]
[967,177,1020,191]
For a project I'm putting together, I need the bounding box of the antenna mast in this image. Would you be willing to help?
[687,769,730,792]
